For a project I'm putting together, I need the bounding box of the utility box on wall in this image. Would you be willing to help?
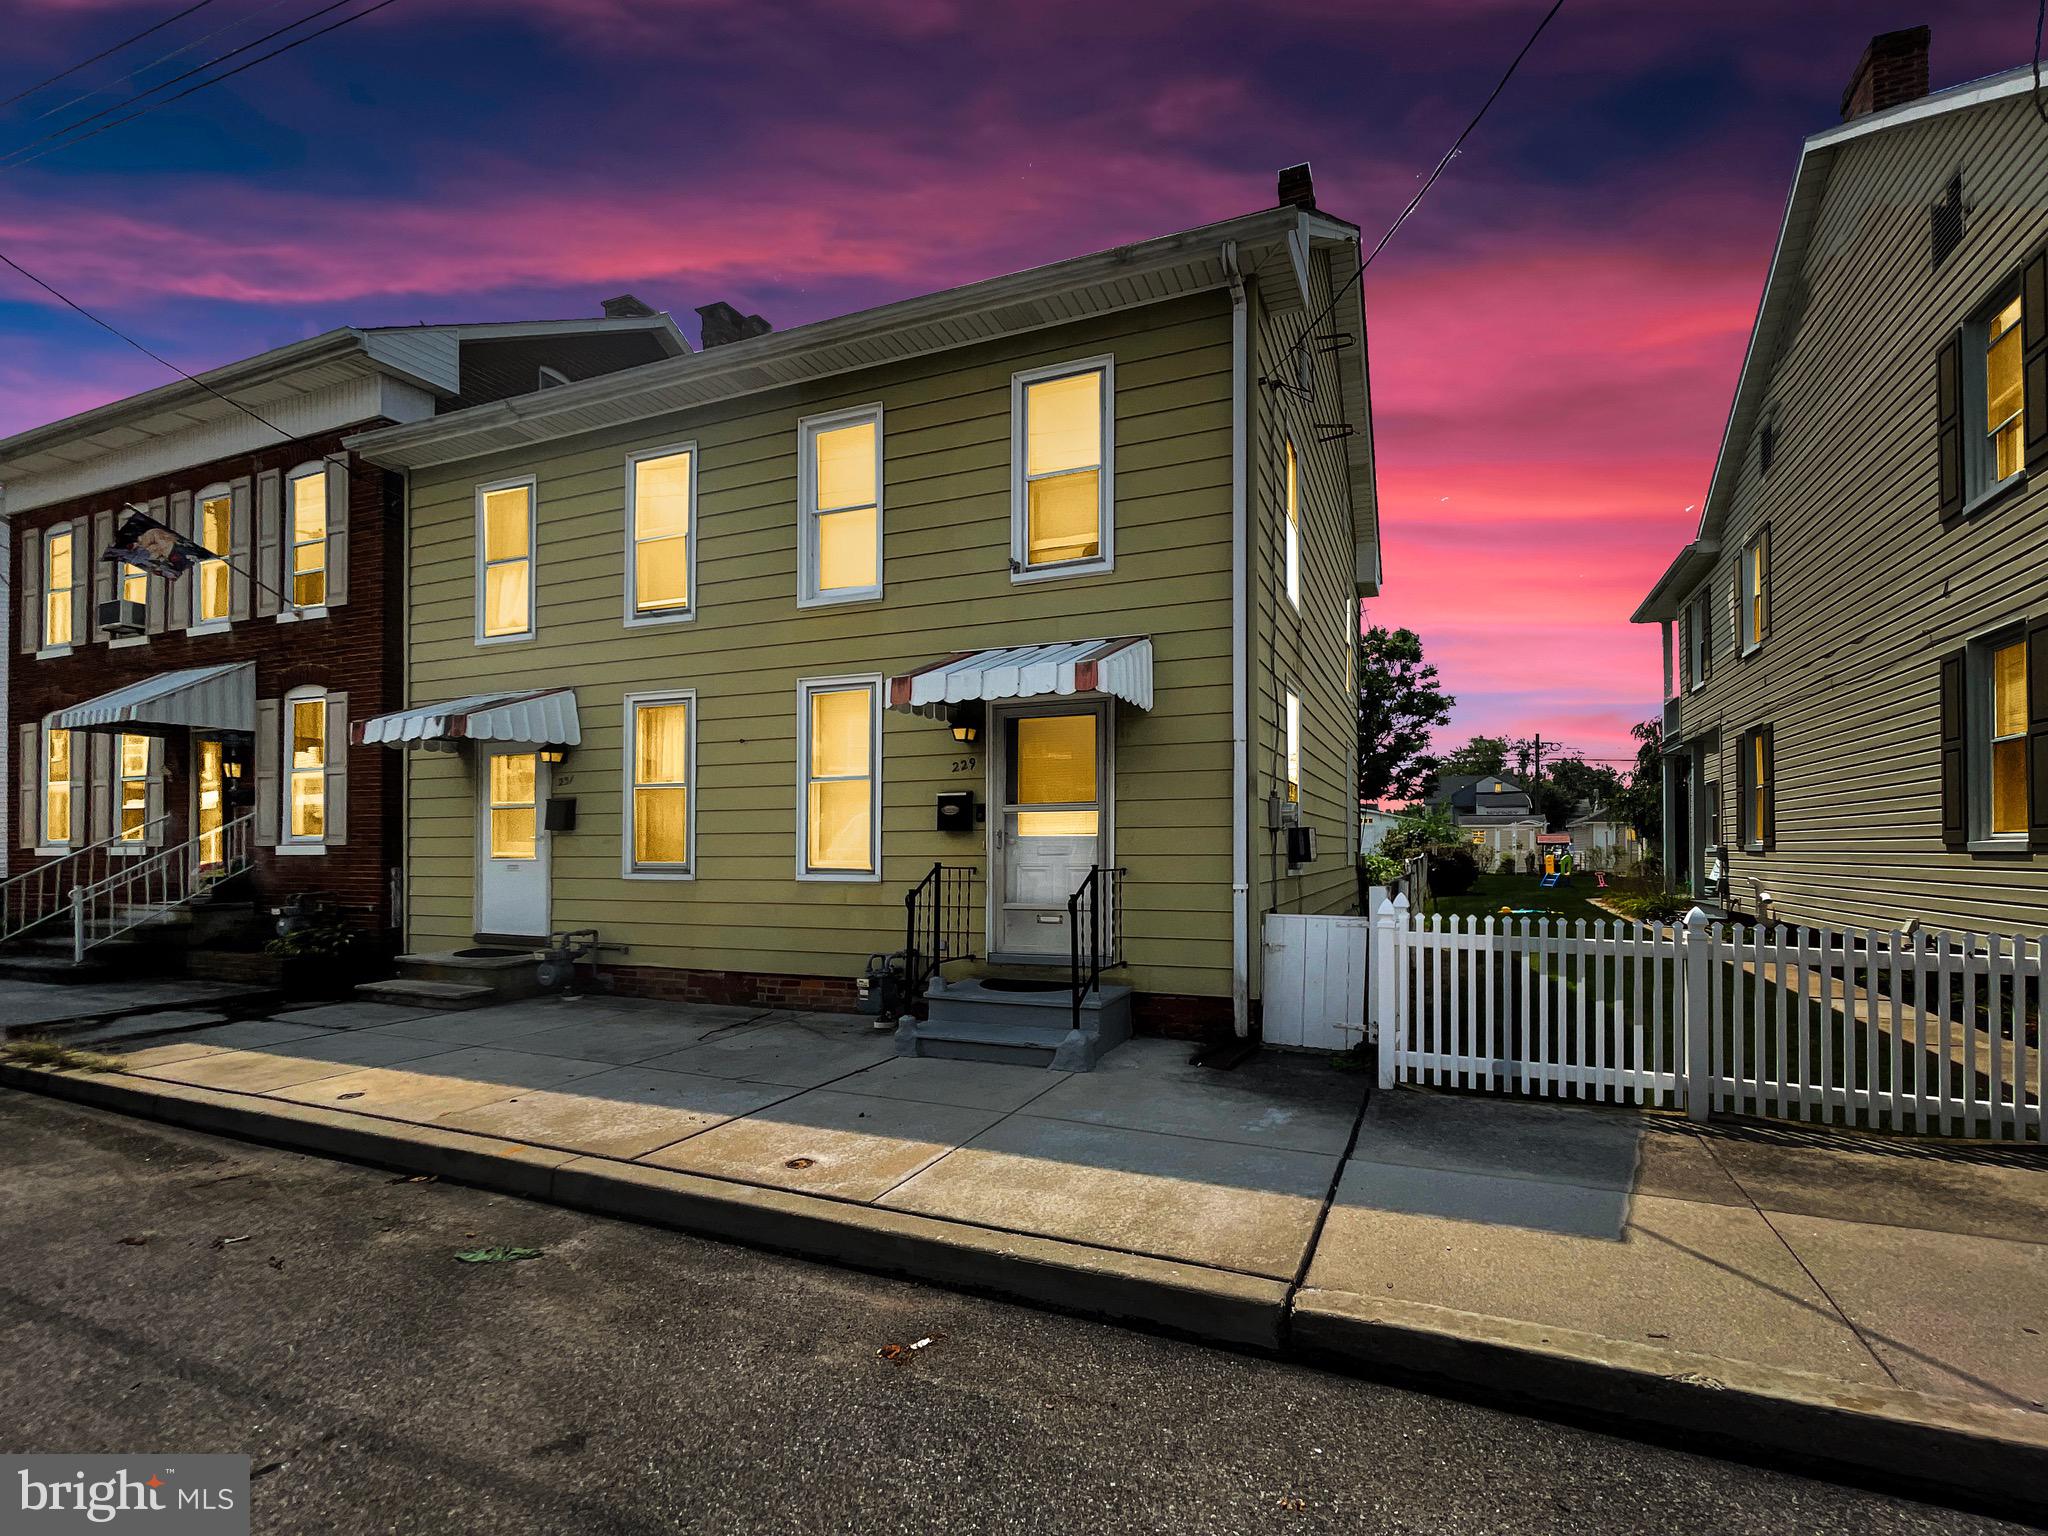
[935,790,977,833]
[543,797,577,833]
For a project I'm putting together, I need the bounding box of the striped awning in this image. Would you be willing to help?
[52,661,253,732]
[353,688,580,748]
[887,638,1153,717]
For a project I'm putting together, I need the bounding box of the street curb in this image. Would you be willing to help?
[0,1063,1288,1351]
[1291,1288,2048,1522]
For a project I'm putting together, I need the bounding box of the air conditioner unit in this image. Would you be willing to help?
[97,598,146,637]
[1286,824,1317,869]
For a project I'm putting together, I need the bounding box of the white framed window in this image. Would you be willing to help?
[1285,691,1301,804]
[118,540,147,607]
[1971,629,2029,844]
[624,444,695,625]
[1967,291,2025,503]
[283,687,327,845]
[1284,436,1300,608]
[796,675,881,880]
[1740,526,1770,655]
[43,526,74,649]
[1737,725,1773,851]
[623,689,696,877]
[194,483,234,627]
[41,724,72,848]
[1685,588,1713,691]
[798,405,883,607]
[287,463,329,609]
[117,733,150,844]
[1011,356,1113,580]
[476,476,537,643]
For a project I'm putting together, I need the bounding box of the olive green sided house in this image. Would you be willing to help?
[348,168,1378,1064]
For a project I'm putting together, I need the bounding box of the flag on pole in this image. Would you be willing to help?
[103,508,214,580]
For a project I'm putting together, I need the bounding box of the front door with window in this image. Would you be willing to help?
[990,705,1106,959]
[478,748,549,938]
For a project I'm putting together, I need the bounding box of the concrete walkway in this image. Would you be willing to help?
[8,993,2047,1513]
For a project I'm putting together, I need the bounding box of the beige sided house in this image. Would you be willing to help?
[349,168,1379,1063]
[1633,30,2048,933]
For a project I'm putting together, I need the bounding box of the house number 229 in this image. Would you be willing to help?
[951,757,978,773]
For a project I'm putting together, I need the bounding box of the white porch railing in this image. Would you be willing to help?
[0,815,172,945]
[68,811,256,963]
[1371,896,2044,1142]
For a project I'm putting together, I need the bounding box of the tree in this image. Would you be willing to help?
[1356,625,1453,803]
[1547,755,1625,821]
[1436,735,1510,779]
[1610,717,1664,848]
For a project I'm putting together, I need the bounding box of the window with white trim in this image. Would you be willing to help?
[1012,357,1112,578]
[1977,292,2025,496]
[288,464,328,608]
[797,677,880,879]
[1285,692,1301,804]
[626,691,695,875]
[1973,631,2029,842]
[118,733,149,843]
[798,406,882,606]
[626,446,693,621]
[196,486,233,624]
[1685,588,1713,690]
[42,725,71,846]
[1284,437,1300,608]
[284,688,326,844]
[477,478,536,641]
[1740,527,1769,655]
[43,527,74,648]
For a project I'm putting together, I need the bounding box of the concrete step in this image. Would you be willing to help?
[895,1015,1070,1068]
[389,949,545,1004]
[903,975,1133,1070]
[354,978,497,1011]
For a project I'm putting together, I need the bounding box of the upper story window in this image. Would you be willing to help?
[1284,437,1300,608]
[1947,288,2029,515]
[43,527,74,649]
[625,446,693,623]
[626,691,695,875]
[288,465,328,608]
[1685,588,1713,690]
[797,676,880,880]
[196,486,233,625]
[1012,357,1113,580]
[477,477,536,642]
[799,407,883,607]
[1984,295,2025,487]
[1740,527,1770,655]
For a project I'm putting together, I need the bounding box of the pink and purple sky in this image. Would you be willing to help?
[0,1,2032,761]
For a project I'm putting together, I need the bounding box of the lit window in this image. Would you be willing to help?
[197,490,232,623]
[1988,638,2027,837]
[1741,528,1769,654]
[118,734,149,842]
[627,448,692,619]
[1014,360,1111,575]
[1286,692,1301,803]
[1986,296,2024,485]
[799,678,879,877]
[1285,438,1300,608]
[287,695,325,842]
[1010,713,1098,838]
[629,694,693,872]
[1739,726,1772,850]
[799,409,881,605]
[43,527,73,648]
[478,479,535,640]
[197,738,224,867]
[42,726,70,845]
[288,466,328,608]
[488,753,537,859]
[120,553,147,607]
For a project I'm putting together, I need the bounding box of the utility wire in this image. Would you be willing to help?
[35,0,307,123]
[0,0,218,112]
[0,0,386,172]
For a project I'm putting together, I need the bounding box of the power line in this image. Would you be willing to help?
[0,0,390,173]
[34,0,307,123]
[0,0,219,112]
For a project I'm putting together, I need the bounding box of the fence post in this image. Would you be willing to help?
[70,884,86,966]
[1372,893,1406,1090]
[1682,905,1710,1122]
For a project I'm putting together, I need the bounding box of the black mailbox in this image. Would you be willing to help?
[935,790,976,832]
[543,796,577,832]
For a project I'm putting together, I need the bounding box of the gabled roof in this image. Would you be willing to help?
[1632,62,2043,623]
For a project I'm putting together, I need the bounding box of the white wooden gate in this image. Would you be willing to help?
[1261,912,1368,1050]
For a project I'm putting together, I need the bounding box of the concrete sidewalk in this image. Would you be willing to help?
[6,993,2046,1514]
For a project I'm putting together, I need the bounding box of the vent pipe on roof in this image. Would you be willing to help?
[1840,26,1929,121]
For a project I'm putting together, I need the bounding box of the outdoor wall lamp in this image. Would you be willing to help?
[222,761,244,780]
[946,702,984,744]
[540,746,569,764]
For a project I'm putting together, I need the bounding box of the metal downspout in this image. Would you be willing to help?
[1226,243,1251,1037]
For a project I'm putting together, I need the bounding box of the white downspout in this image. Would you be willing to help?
[1226,243,1251,1037]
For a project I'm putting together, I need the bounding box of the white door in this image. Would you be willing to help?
[991,705,1106,959]
[478,748,549,938]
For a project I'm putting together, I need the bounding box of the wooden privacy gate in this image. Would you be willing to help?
[1369,896,2044,1142]
[1261,912,1368,1050]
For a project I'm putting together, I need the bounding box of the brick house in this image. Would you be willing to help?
[0,305,684,953]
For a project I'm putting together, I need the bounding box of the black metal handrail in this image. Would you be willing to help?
[1067,864,1129,1031]
[904,863,978,1004]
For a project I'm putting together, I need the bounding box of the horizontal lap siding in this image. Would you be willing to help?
[406,295,1236,997]
[1678,93,2048,932]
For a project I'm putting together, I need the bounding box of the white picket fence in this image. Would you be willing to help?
[1370,896,2044,1142]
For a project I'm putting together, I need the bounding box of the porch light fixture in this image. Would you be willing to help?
[946,702,983,744]
[222,761,244,780]
[539,745,569,764]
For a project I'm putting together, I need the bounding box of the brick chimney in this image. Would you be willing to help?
[1277,162,1316,212]
[1840,26,1929,121]
[600,294,655,319]
[695,301,772,349]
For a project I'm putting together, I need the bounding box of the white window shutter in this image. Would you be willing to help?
[92,510,113,642]
[167,493,191,630]
[145,737,166,848]
[18,724,37,849]
[255,470,282,619]
[325,459,350,608]
[255,698,280,849]
[89,733,112,844]
[324,691,349,845]
[19,527,40,654]
[228,476,254,622]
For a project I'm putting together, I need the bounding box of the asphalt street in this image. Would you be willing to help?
[0,1087,2028,1535]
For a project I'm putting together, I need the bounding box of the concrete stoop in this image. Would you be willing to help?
[356,949,546,1011]
[897,974,1132,1070]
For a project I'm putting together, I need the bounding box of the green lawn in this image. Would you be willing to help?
[1424,872,1620,926]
